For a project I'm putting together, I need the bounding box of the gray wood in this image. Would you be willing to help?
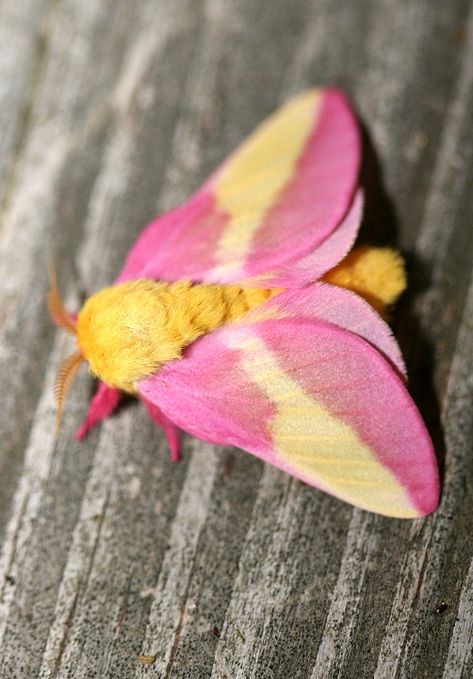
[0,1,472,677]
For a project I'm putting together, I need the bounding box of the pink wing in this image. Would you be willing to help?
[138,317,438,518]
[246,282,406,377]
[116,88,360,287]
[244,189,363,287]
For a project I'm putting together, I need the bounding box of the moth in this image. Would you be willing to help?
[49,88,439,518]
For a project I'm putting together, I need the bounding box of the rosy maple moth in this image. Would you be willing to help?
[49,88,439,518]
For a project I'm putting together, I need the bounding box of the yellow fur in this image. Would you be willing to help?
[77,247,406,391]
[77,279,278,391]
[322,247,406,316]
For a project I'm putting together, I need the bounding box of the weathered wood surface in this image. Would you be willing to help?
[0,1,472,677]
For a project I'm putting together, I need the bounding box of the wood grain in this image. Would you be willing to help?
[0,1,472,677]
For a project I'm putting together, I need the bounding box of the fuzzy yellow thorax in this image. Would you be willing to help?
[77,279,277,392]
[76,247,406,392]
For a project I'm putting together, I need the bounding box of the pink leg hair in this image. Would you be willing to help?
[140,395,181,462]
[75,382,122,440]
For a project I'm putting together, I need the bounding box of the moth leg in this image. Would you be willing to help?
[140,396,181,462]
[75,382,122,440]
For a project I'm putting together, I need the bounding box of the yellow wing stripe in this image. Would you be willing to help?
[212,90,321,277]
[228,333,417,517]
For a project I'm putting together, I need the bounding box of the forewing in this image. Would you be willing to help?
[244,189,363,288]
[116,88,360,286]
[138,318,438,518]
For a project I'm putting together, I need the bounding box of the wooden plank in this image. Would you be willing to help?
[0,1,472,677]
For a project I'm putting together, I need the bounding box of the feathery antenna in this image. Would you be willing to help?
[53,351,83,436]
[47,264,77,335]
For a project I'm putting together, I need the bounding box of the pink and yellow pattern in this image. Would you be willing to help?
[139,314,437,519]
[117,89,360,286]
[73,87,439,518]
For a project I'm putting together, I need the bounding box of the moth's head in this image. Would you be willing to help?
[49,271,170,431]
[75,280,166,392]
